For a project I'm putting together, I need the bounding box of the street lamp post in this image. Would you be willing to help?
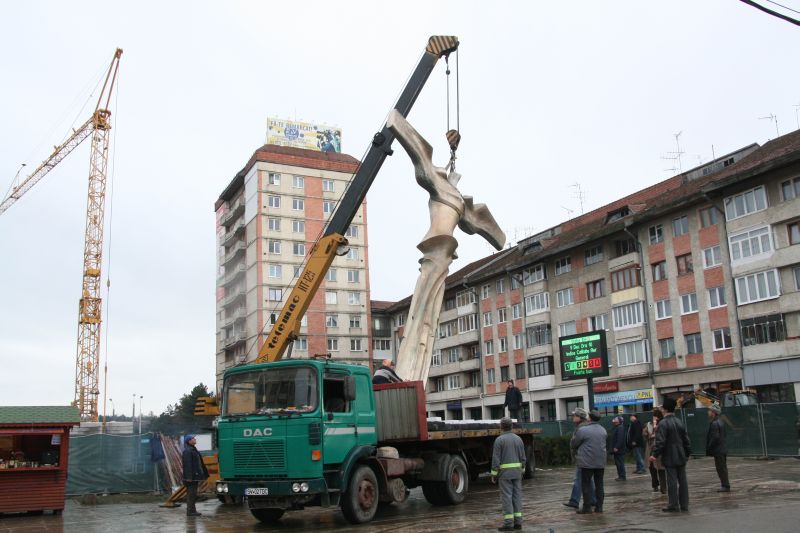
[139,395,143,435]
[109,398,115,417]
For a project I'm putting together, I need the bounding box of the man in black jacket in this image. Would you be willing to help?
[626,414,646,474]
[503,380,523,421]
[182,435,209,517]
[611,416,626,481]
[706,404,730,492]
[372,359,403,385]
[650,397,691,513]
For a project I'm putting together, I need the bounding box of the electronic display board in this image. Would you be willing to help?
[558,330,609,381]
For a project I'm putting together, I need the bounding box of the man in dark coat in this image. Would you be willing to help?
[706,404,730,492]
[182,435,209,517]
[570,408,608,514]
[503,380,523,420]
[626,414,646,474]
[611,416,626,481]
[650,397,692,513]
[372,359,402,384]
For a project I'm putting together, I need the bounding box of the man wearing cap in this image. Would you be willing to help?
[611,416,627,481]
[372,359,403,384]
[491,417,526,531]
[564,408,596,510]
[706,404,730,492]
[182,435,209,517]
[650,397,691,512]
[570,408,607,514]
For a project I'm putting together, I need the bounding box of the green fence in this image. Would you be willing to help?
[67,433,160,496]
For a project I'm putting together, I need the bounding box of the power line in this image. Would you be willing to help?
[739,0,800,25]
[764,0,800,15]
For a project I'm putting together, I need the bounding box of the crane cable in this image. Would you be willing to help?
[445,49,461,172]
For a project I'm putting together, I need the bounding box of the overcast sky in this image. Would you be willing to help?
[1,1,798,416]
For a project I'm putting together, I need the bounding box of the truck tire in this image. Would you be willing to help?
[250,508,284,523]
[523,443,535,479]
[422,455,469,506]
[341,465,379,524]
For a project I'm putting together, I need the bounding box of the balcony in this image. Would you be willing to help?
[222,307,247,328]
[426,386,481,403]
[222,241,246,267]
[223,330,247,348]
[428,357,481,378]
[221,198,245,227]
[743,338,800,364]
[221,263,246,287]
[608,252,638,271]
[435,330,480,350]
[222,286,246,307]
[528,374,556,391]
[221,221,245,247]
[457,302,478,316]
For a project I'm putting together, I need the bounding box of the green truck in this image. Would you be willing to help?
[214,357,537,524]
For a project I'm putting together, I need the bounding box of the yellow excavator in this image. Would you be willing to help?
[676,387,758,409]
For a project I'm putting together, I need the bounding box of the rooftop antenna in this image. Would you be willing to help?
[660,131,684,174]
[570,182,585,214]
[793,104,800,131]
[560,205,574,219]
[758,113,779,138]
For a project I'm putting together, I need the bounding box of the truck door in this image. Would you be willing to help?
[322,373,357,464]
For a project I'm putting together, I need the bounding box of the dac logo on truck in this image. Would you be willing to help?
[243,428,273,437]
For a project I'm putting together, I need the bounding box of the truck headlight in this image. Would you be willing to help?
[216,482,228,494]
[300,482,309,493]
[292,483,301,493]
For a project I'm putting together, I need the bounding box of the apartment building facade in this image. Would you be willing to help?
[215,144,369,389]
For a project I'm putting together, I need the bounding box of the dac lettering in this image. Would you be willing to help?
[243,428,273,437]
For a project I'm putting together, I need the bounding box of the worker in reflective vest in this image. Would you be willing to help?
[491,417,526,531]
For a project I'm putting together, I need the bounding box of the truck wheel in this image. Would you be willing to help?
[341,465,379,524]
[423,455,469,506]
[523,443,535,479]
[250,508,284,523]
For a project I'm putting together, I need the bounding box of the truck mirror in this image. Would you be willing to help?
[344,376,357,401]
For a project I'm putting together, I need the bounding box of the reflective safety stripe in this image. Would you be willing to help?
[513,512,523,517]
[490,470,498,476]
[499,462,522,469]
[504,514,514,519]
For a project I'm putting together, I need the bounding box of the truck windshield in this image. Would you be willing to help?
[223,367,318,416]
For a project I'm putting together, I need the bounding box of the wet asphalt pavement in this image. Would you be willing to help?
[2,457,800,532]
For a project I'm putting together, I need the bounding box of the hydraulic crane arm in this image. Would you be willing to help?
[255,35,459,364]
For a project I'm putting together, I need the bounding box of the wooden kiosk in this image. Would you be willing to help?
[0,406,80,515]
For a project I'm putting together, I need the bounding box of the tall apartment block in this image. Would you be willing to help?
[379,129,800,420]
[215,144,369,388]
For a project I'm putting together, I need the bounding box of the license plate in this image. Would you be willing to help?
[245,487,269,496]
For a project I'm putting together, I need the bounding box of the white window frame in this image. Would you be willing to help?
[267,195,281,208]
[292,175,304,189]
[513,333,523,350]
[612,301,644,330]
[483,312,493,327]
[481,284,490,299]
[499,338,508,353]
[268,264,282,278]
[268,288,283,301]
[322,179,335,192]
[523,264,545,285]
[558,321,576,337]
[735,269,780,305]
[346,247,359,260]
[347,270,359,283]
[292,219,305,233]
[350,314,361,328]
[659,337,676,359]
[350,338,364,352]
[708,286,726,308]
[323,200,335,214]
[729,226,773,262]
[655,299,671,320]
[616,340,649,367]
[292,197,304,211]
[653,261,667,281]
[556,288,574,308]
[268,240,281,254]
[649,224,663,245]
[325,291,337,305]
[585,245,604,266]
[267,172,281,185]
[484,340,494,355]
[345,225,358,238]
[496,279,506,294]
[685,333,703,354]
[268,217,281,231]
[326,314,338,328]
[447,375,461,391]
[487,368,496,384]
[294,337,308,351]
[524,292,549,315]
[293,242,306,256]
[555,256,571,275]
[431,350,442,366]
[725,185,767,221]
[587,313,608,331]
[511,303,522,319]
[712,328,732,351]
[348,291,361,305]
[703,245,722,268]
[457,314,477,332]
[680,293,698,315]
[326,268,337,282]
[672,215,689,236]
[498,308,508,323]
[327,338,339,351]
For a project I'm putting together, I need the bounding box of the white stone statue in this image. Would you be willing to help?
[387,110,505,387]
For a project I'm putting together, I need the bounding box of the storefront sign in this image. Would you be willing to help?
[446,401,462,411]
[559,330,609,381]
[593,381,619,393]
[594,388,654,408]
[266,118,342,153]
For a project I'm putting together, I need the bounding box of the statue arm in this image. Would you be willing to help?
[386,110,438,196]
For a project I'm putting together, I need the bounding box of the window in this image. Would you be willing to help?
[345,225,358,238]
[681,293,698,314]
[612,301,644,329]
[529,356,554,377]
[555,257,571,275]
[396,314,405,326]
[659,337,676,359]
[713,328,732,350]
[558,321,577,337]
[735,269,780,304]
[500,366,510,382]
[481,284,490,299]
[703,246,722,268]
[526,324,552,347]
[699,206,718,227]
[268,288,283,301]
[740,314,786,346]
[268,264,282,278]
[500,338,508,353]
[326,314,338,328]
[614,238,637,257]
[431,350,442,366]
[349,315,361,328]
[458,314,477,332]
[789,222,800,245]
[267,195,281,208]
[676,254,694,276]
[350,338,364,351]
[513,333,523,350]
[292,219,305,233]
[795,266,800,290]
[588,313,608,331]
[556,288,574,307]
[325,291,337,304]
[444,297,456,311]
[484,340,494,355]
[483,312,493,326]
[447,375,461,390]
[346,248,359,260]
[781,177,800,201]
[268,240,281,254]
[439,321,455,338]
[294,266,302,277]
[515,362,526,379]
[373,339,391,352]
[292,175,304,188]
[498,308,507,323]
[585,245,604,265]
[433,377,444,392]
[649,224,664,245]
[446,348,459,363]
[487,368,496,384]
[327,338,339,351]
[729,226,772,261]
[685,333,703,354]
[653,261,667,281]
[348,292,361,305]
[617,340,648,366]
[611,267,641,291]
[523,264,545,284]
[586,279,605,300]
[524,292,549,315]
[268,217,281,231]
[292,197,304,210]
[267,172,280,185]
[347,270,359,283]
[456,289,476,307]
[655,299,672,319]
[511,276,521,290]
[323,200,335,214]
[511,303,522,319]
[725,185,767,220]
[496,279,506,294]
[323,179,335,192]
[468,371,482,388]
[294,337,308,351]
[672,215,689,236]
[708,287,726,308]
[293,242,306,256]
[606,206,631,223]
[326,268,337,282]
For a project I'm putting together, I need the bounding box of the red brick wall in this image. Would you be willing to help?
[698,226,719,248]
[713,350,734,365]
[704,267,724,288]
[652,280,669,300]
[708,307,731,330]
[681,313,700,334]
[685,354,705,368]
[649,242,665,263]
[656,319,673,340]
[659,357,678,371]
[673,234,691,256]
[677,274,696,295]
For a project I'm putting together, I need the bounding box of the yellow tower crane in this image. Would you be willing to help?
[0,48,122,421]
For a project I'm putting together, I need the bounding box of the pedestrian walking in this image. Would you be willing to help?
[643,408,667,494]
[491,417,526,531]
[563,408,595,509]
[706,404,730,492]
[503,380,523,421]
[626,414,646,474]
[570,408,607,514]
[182,435,209,517]
[650,397,691,513]
[372,359,403,384]
[611,416,626,481]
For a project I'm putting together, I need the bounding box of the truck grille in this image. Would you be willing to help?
[233,440,286,476]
